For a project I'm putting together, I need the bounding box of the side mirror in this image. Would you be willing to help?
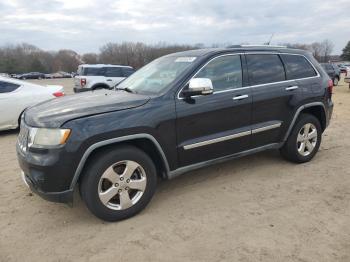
[182,78,214,97]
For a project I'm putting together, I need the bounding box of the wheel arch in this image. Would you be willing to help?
[301,106,327,131]
[70,134,170,190]
[91,83,110,90]
[283,102,327,142]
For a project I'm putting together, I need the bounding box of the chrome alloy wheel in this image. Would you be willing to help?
[297,123,318,157]
[98,160,147,210]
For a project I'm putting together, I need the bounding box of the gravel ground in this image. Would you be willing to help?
[0,77,350,262]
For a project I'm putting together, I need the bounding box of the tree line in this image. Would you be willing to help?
[0,39,348,74]
[283,39,336,63]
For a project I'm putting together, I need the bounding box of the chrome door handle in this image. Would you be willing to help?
[285,86,299,91]
[233,94,249,100]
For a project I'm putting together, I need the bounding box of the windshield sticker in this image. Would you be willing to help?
[175,57,197,63]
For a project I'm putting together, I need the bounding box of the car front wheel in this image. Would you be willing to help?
[80,145,157,221]
[280,114,322,163]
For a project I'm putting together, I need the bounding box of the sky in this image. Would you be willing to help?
[1,0,349,54]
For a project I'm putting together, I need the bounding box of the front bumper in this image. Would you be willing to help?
[16,123,77,204]
[21,171,73,203]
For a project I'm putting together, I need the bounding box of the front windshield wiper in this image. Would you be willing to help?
[115,87,135,93]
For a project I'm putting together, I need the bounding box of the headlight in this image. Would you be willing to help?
[28,128,71,147]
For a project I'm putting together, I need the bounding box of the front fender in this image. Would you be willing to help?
[68,133,170,190]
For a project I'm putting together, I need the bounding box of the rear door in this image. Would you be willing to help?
[280,53,320,111]
[176,54,252,167]
[246,53,300,148]
[104,67,124,87]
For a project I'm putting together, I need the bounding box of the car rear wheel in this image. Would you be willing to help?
[80,145,157,221]
[280,114,322,163]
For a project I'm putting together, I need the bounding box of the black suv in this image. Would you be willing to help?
[17,46,333,221]
[320,63,341,86]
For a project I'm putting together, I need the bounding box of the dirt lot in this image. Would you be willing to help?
[1,78,350,262]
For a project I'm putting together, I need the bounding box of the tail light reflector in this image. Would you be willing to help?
[81,78,86,86]
[53,91,65,97]
[328,79,333,98]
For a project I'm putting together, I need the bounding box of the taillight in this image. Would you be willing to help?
[81,78,86,86]
[328,79,333,98]
[53,91,64,97]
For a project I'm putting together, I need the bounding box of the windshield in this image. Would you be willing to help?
[117,56,196,95]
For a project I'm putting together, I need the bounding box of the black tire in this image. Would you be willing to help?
[80,145,157,222]
[280,113,322,163]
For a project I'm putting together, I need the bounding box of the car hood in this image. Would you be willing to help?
[24,90,150,128]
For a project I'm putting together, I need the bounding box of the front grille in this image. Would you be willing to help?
[18,122,29,152]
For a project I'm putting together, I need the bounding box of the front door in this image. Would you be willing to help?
[175,54,252,167]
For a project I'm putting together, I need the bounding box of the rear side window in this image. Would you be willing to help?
[280,54,317,80]
[81,67,104,76]
[195,55,242,91]
[105,67,123,77]
[0,81,20,93]
[246,54,285,85]
[122,68,135,77]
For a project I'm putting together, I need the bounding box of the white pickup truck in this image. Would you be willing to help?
[74,64,135,93]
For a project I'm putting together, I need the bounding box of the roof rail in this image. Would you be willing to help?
[227,44,287,49]
[240,44,287,48]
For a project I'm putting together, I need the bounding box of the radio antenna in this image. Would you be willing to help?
[266,33,274,45]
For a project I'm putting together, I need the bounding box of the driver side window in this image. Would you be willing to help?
[195,55,242,92]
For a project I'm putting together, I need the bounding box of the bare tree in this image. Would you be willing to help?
[0,40,335,74]
[82,53,99,64]
[282,39,334,62]
[53,50,81,72]
[320,39,334,62]
[310,42,323,61]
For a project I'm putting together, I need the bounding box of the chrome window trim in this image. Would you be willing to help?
[183,122,282,150]
[177,52,320,100]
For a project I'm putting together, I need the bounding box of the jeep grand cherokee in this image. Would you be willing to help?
[17,46,333,221]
